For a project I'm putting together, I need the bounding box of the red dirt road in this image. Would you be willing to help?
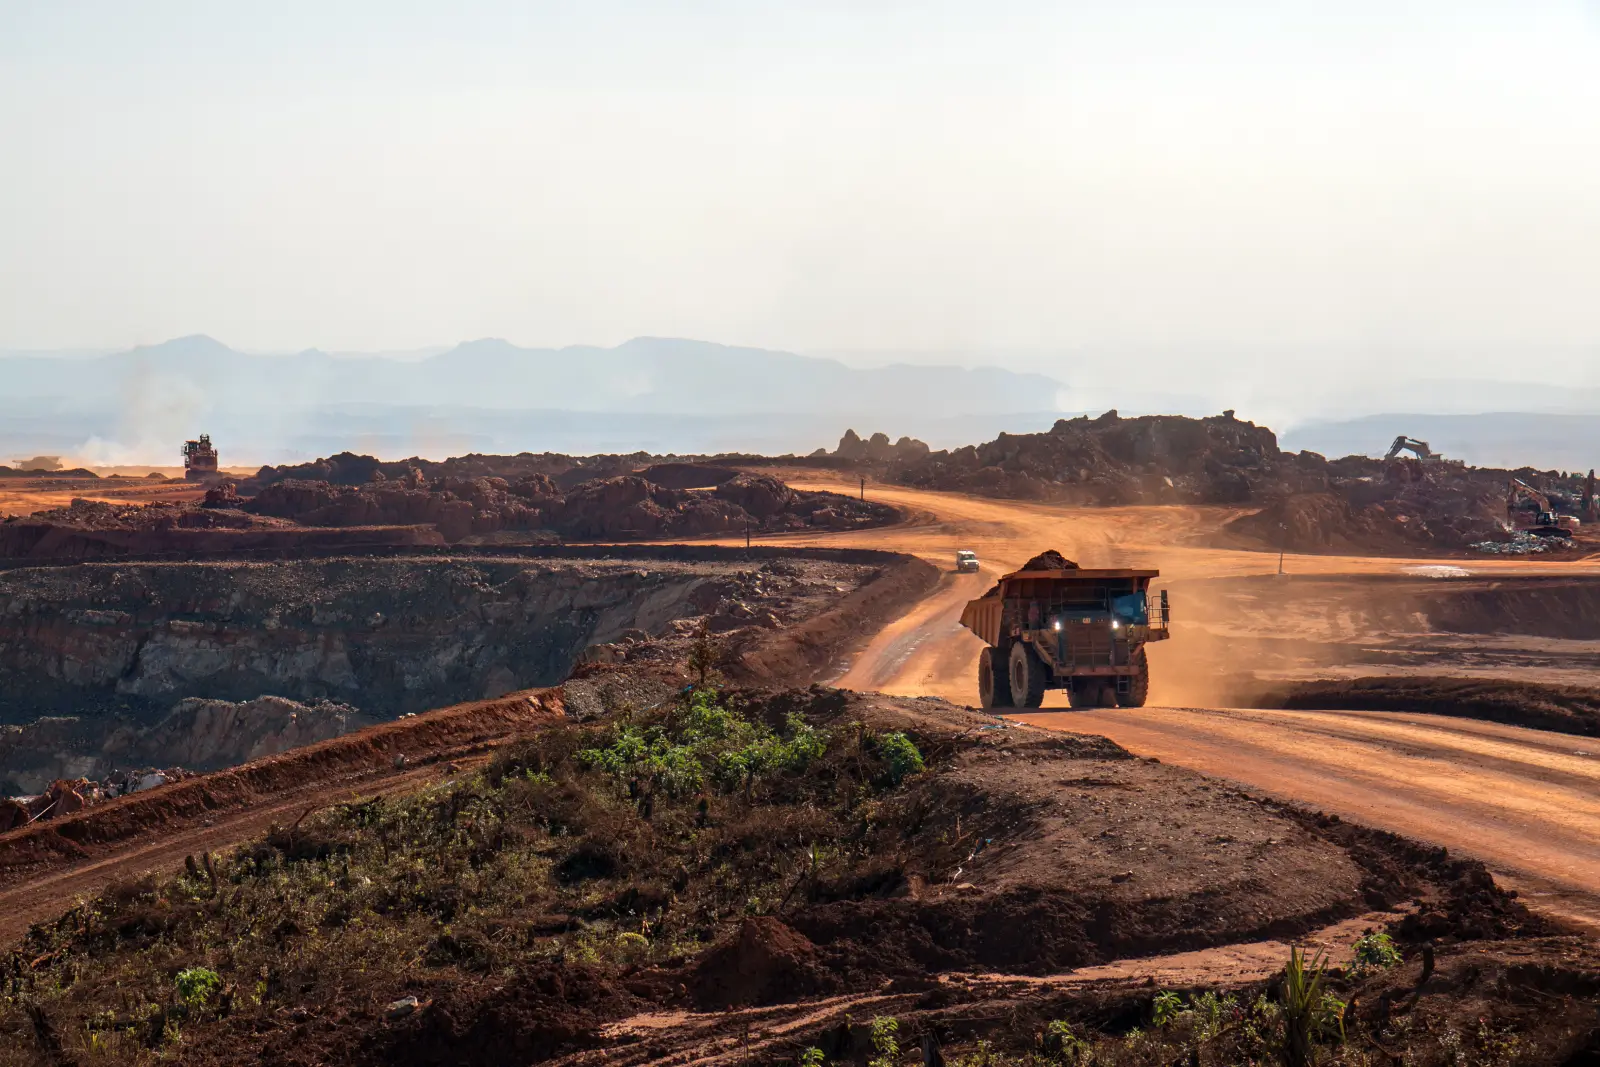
[1018,706,1600,928]
[713,478,1600,927]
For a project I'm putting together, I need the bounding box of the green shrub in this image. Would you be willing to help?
[1041,1019,1089,1063]
[580,691,831,799]
[175,966,222,1007]
[1351,930,1401,976]
[1280,946,1343,1066]
[868,1016,901,1067]
[1151,989,1183,1027]
[875,731,924,783]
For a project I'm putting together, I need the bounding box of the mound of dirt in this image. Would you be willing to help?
[1222,488,1508,554]
[10,497,287,534]
[340,961,640,1067]
[1,463,897,557]
[245,475,554,543]
[1019,548,1077,572]
[635,462,740,489]
[892,409,1297,505]
[249,449,650,491]
[870,410,1590,555]
[245,471,893,544]
[688,916,831,1009]
[1251,676,1600,738]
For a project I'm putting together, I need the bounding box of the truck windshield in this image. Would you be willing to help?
[1110,592,1148,625]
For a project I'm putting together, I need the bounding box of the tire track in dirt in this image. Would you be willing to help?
[548,910,1401,1067]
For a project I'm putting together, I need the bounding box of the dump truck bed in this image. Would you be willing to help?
[959,567,1161,647]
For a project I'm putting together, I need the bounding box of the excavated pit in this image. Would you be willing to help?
[0,545,932,792]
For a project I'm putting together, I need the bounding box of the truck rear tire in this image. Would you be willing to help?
[1008,642,1048,709]
[978,646,1013,709]
[1115,649,1150,708]
[1066,678,1107,708]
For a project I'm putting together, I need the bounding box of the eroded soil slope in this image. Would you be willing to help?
[0,689,1548,1067]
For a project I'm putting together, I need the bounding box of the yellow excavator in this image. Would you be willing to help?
[1507,478,1581,538]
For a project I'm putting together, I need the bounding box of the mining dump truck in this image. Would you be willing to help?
[182,434,219,482]
[959,550,1170,709]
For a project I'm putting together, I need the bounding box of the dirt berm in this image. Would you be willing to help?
[0,690,565,900]
[1250,675,1600,738]
[0,688,1557,1066]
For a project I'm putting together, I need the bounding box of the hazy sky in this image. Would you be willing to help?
[3,2,1599,392]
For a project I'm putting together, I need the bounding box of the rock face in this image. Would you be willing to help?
[0,557,733,720]
[144,695,367,769]
[551,476,747,539]
[0,696,366,794]
[834,429,931,464]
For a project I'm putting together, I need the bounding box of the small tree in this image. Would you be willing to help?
[687,619,720,689]
[869,1016,900,1067]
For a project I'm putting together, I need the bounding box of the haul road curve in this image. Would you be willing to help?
[706,474,1600,927]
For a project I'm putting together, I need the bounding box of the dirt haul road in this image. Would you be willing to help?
[712,476,1600,926]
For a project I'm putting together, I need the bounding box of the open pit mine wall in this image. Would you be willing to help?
[0,545,921,724]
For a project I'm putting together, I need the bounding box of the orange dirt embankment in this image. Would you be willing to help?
[0,689,564,893]
[1248,676,1600,738]
[729,554,940,686]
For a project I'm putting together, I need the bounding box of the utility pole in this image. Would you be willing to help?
[859,476,866,501]
[745,520,751,549]
[1278,522,1287,576]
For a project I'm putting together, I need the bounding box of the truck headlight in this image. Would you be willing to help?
[1052,619,1061,631]
[1111,620,1121,630]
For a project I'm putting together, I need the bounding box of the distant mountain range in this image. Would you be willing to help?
[0,336,1067,465]
[3,336,1596,470]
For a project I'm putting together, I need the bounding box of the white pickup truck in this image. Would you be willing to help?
[955,550,980,573]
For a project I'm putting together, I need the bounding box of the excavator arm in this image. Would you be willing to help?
[1508,478,1550,513]
[1385,435,1434,462]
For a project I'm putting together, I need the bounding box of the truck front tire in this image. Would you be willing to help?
[1115,648,1150,708]
[1008,642,1047,709]
[978,646,1013,709]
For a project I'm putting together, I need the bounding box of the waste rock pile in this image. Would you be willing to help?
[244,469,892,542]
[844,410,1584,554]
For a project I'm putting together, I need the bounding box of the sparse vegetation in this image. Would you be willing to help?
[174,967,222,1008]
[0,689,944,1064]
[868,1016,902,1067]
[1350,930,1402,976]
[1281,946,1341,1067]
[873,730,925,783]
